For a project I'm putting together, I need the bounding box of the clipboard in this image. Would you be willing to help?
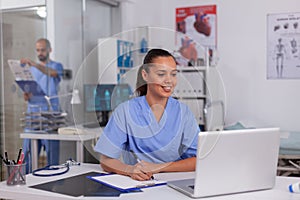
[15,80,45,96]
[8,59,45,96]
[87,174,167,192]
[8,59,34,80]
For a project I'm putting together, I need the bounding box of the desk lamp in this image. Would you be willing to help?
[44,89,81,111]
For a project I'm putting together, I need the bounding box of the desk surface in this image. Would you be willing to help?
[0,163,300,200]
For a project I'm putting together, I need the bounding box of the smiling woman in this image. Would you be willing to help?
[138,50,178,122]
[94,49,200,181]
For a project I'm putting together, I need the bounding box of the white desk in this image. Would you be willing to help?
[0,163,300,200]
[20,126,102,170]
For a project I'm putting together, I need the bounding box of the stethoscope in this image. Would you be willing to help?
[32,159,80,177]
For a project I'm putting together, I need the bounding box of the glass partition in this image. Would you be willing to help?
[0,7,46,180]
[0,0,117,178]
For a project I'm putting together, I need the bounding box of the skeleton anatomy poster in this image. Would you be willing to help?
[267,12,300,79]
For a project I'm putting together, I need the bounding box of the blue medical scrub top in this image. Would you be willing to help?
[23,60,63,172]
[27,60,63,112]
[94,96,200,165]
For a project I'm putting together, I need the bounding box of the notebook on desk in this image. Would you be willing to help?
[168,127,280,198]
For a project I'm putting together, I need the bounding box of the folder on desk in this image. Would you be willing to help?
[88,174,167,192]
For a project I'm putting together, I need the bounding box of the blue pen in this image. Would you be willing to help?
[130,150,141,163]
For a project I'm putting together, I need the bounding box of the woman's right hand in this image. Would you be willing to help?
[126,163,154,181]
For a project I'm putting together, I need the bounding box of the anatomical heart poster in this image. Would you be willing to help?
[175,5,217,66]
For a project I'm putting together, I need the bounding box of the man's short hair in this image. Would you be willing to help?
[36,38,51,49]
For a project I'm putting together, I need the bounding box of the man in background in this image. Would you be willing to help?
[21,38,64,173]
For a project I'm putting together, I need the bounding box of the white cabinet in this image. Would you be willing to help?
[174,66,209,130]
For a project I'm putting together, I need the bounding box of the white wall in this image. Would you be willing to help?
[121,0,300,131]
[217,0,300,131]
[0,0,45,10]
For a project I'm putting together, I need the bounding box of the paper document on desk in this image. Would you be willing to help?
[88,174,167,192]
[8,59,45,96]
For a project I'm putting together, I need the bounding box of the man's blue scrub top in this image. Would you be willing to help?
[27,61,63,112]
[94,96,200,165]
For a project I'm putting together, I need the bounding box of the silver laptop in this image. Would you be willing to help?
[168,128,280,198]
